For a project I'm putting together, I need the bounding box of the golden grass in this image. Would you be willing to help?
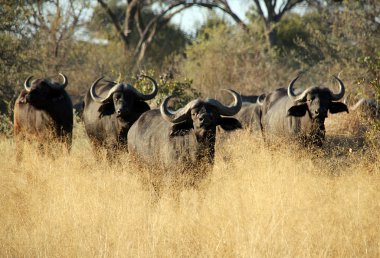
[0,117,379,257]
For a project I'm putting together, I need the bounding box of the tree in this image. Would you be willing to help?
[97,0,190,64]
[247,0,306,47]
[22,0,88,72]
[89,1,189,68]
[96,0,254,65]
[0,1,28,115]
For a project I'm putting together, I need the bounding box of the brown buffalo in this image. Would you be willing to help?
[14,73,73,158]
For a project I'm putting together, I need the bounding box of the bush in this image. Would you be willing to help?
[133,70,200,109]
[0,100,14,137]
[181,24,292,98]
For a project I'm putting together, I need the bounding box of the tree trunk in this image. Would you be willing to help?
[268,27,278,48]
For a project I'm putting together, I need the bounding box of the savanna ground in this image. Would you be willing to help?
[1,111,379,257]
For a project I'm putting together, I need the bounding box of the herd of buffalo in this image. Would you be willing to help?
[13,72,378,181]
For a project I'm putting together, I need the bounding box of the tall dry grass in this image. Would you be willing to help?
[0,117,379,257]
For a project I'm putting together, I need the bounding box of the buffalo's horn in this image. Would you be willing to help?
[126,75,158,100]
[49,73,68,90]
[287,75,301,101]
[330,76,345,101]
[287,75,313,102]
[24,76,33,92]
[90,77,123,103]
[206,89,242,116]
[160,96,196,123]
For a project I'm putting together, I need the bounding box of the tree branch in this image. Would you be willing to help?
[97,0,129,48]
[194,2,249,32]
[124,0,140,43]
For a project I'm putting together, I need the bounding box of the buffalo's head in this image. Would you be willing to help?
[160,89,242,138]
[23,73,68,109]
[286,75,349,145]
[90,75,158,119]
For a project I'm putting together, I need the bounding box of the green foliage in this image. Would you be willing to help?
[0,0,25,33]
[181,22,291,97]
[88,1,133,41]
[195,12,229,38]
[133,70,200,109]
[358,52,380,146]
[180,0,379,102]
[0,99,14,137]
[1,0,379,139]
[275,13,325,67]
[358,53,380,99]
[0,1,30,116]
[88,2,190,67]
[0,113,13,137]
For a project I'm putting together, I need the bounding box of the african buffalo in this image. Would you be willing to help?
[127,89,242,186]
[240,94,265,103]
[83,75,158,157]
[14,73,73,157]
[71,95,84,120]
[260,75,348,146]
[235,94,265,131]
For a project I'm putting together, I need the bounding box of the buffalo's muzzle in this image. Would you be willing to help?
[199,115,212,127]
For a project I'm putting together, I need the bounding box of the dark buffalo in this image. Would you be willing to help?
[14,73,73,157]
[83,75,158,156]
[260,76,348,146]
[71,95,84,120]
[73,100,84,119]
[240,94,265,103]
[127,89,242,186]
[235,94,265,131]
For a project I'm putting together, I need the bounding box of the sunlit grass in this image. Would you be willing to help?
[0,117,379,257]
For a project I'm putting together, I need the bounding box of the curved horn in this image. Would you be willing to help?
[287,75,313,102]
[58,73,68,88]
[206,89,242,116]
[24,76,33,92]
[90,77,122,103]
[48,73,68,90]
[288,75,301,101]
[127,75,158,100]
[330,76,345,101]
[160,96,196,123]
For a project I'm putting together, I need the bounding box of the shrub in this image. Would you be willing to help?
[133,70,200,109]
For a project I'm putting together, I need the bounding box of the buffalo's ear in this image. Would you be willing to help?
[18,91,28,103]
[287,103,307,117]
[329,102,349,114]
[169,121,193,137]
[219,117,242,131]
[98,102,115,118]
